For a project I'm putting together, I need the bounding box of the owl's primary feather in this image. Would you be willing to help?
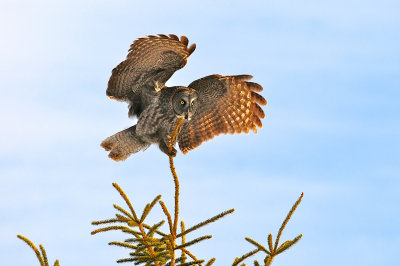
[101,34,267,161]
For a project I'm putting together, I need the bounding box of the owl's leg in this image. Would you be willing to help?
[158,141,177,157]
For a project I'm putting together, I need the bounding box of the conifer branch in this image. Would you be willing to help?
[146,220,166,237]
[112,182,139,222]
[114,204,136,221]
[205,258,216,266]
[166,116,183,266]
[167,234,176,266]
[276,234,302,255]
[17,235,46,266]
[245,238,270,255]
[178,260,205,266]
[115,214,132,224]
[177,209,234,238]
[274,192,303,252]
[232,248,261,266]
[170,154,180,235]
[140,203,151,223]
[175,235,212,249]
[17,235,59,266]
[39,245,48,266]
[265,255,273,266]
[168,116,184,236]
[143,222,167,237]
[140,194,162,223]
[116,257,136,263]
[181,247,201,265]
[91,225,132,235]
[109,241,138,249]
[138,223,161,266]
[159,200,174,237]
[180,221,187,263]
[234,193,303,266]
[267,234,273,252]
[91,218,120,225]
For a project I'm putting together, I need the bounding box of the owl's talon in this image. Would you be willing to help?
[155,81,163,92]
[168,148,177,157]
[167,136,173,147]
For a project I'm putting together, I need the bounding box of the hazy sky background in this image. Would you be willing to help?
[1,0,399,265]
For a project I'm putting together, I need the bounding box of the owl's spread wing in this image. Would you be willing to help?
[178,75,267,154]
[107,34,196,102]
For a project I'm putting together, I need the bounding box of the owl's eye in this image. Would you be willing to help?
[180,100,185,105]
[191,101,195,106]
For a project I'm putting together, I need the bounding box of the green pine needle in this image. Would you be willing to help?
[17,235,59,266]
[175,235,212,249]
[176,209,234,238]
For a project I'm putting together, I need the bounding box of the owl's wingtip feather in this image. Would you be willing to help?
[168,34,179,40]
[251,92,267,106]
[188,43,196,55]
[234,74,253,81]
[180,35,189,46]
[246,81,263,92]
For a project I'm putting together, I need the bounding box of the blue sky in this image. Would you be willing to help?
[1,0,399,265]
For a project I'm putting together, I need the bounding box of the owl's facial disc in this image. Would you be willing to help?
[172,89,198,120]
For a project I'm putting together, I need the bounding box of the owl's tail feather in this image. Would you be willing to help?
[101,126,150,161]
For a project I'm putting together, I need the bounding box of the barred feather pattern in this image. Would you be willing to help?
[107,34,196,102]
[178,75,267,154]
[136,104,165,136]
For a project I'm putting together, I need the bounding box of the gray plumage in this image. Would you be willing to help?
[101,34,267,161]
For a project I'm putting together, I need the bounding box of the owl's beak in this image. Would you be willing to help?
[185,110,192,121]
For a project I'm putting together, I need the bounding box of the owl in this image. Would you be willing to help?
[101,34,267,161]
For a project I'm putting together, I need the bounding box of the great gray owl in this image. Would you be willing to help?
[101,34,267,161]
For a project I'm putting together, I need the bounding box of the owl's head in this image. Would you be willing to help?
[172,88,198,120]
